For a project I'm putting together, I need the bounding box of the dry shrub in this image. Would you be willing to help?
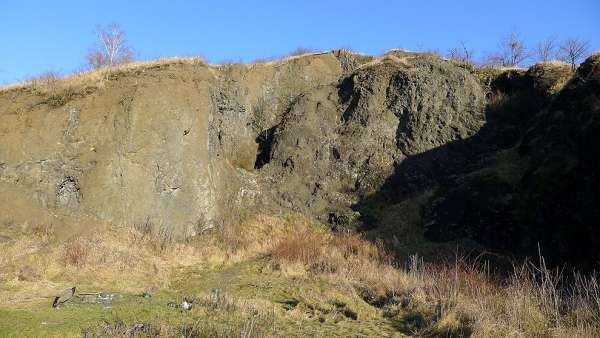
[271,227,328,264]
[30,72,61,93]
[200,214,310,261]
[62,237,90,266]
[414,256,600,337]
[17,71,80,107]
[332,233,385,262]
[487,89,509,108]
[270,225,403,296]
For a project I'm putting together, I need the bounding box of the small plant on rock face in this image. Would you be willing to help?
[30,72,61,94]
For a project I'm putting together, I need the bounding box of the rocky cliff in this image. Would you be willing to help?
[1,50,598,266]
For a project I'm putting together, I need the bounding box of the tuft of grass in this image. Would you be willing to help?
[0,56,208,94]
[28,223,55,239]
[270,227,328,264]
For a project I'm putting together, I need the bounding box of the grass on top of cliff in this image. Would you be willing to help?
[0,48,332,95]
[0,56,209,94]
[1,215,599,337]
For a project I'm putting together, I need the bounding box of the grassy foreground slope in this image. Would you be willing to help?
[1,215,599,337]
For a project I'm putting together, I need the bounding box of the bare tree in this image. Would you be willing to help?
[447,41,474,64]
[534,38,557,62]
[87,23,133,69]
[559,38,590,70]
[486,32,529,67]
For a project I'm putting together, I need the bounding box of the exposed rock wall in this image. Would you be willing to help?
[0,53,347,237]
[420,56,600,266]
[2,50,597,267]
[259,54,485,226]
[1,65,216,236]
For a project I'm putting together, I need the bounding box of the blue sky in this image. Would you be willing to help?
[1,0,599,84]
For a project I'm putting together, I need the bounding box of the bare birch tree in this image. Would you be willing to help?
[87,23,133,69]
[534,38,557,62]
[558,38,590,70]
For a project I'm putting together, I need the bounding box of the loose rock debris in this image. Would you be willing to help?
[52,287,120,308]
[52,287,76,308]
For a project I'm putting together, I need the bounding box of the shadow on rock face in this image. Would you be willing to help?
[353,55,600,269]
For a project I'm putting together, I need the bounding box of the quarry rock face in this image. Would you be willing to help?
[0,65,217,237]
[259,53,485,226]
[0,51,484,237]
[1,50,598,266]
[0,53,346,237]
[421,56,600,266]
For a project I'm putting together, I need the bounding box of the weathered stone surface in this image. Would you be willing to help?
[0,51,494,236]
[0,53,345,237]
[259,54,485,226]
[2,50,597,267]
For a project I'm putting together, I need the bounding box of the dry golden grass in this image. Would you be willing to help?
[267,219,600,337]
[269,227,400,293]
[0,215,299,298]
[0,49,336,94]
[535,60,570,67]
[0,56,208,94]
[1,215,599,337]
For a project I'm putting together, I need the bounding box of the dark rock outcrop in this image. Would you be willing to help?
[419,56,600,267]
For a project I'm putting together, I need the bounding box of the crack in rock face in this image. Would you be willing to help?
[56,176,81,209]
[63,107,80,144]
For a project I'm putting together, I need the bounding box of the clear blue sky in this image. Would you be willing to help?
[1,0,598,84]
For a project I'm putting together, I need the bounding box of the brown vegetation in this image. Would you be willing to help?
[0,56,207,94]
[288,47,319,57]
[267,218,600,337]
[1,215,599,336]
